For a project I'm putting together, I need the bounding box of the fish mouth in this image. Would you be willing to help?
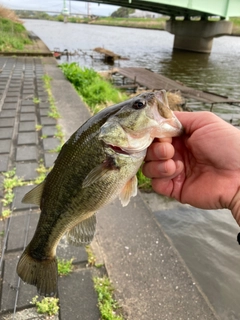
[108,144,129,155]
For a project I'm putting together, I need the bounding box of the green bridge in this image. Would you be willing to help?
[75,0,240,52]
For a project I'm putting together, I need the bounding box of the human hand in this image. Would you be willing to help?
[142,111,240,225]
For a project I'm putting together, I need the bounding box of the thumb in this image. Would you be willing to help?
[174,111,220,135]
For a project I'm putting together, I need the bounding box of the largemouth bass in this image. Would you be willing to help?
[17,90,182,296]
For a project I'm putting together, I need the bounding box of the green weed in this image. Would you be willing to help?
[85,245,96,267]
[59,63,128,114]
[57,258,74,276]
[93,276,124,320]
[33,97,40,104]
[31,296,59,316]
[34,161,51,185]
[35,124,42,131]
[137,168,152,191]
[2,169,24,207]
[0,17,32,52]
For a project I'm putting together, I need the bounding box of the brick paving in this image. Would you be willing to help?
[0,57,101,319]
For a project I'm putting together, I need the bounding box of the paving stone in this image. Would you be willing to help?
[19,121,36,132]
[20,113,36,122]
[2,103,18,110]
[43,138,59,151]
[16,146,38,161]
[16,162,38,180]
[13,185,38,211]
[0,128,13,139]
[42,126,57,136]
[0,139,11,153]
[6,92,19,97]
[0,110,16,118]
[57,236,88,264]
[0,118,15,127]
[21,100,34,106]
[1,251,38,312]
[58,268,100,320]
[17,132,37,145]
[6,211,39,251]
[0,154,9,171]
[44,152,58,168]
[20,106,36,113]
[39,102,50,109]
[22,90,34,95]
[4,97,18,103]
[40,116,56,126]
[39,108,49,116]
[38,94,48,101]
[23,85,34,89]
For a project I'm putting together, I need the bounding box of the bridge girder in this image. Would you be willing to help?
[73,0,226,19]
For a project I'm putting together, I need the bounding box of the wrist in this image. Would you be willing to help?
[229,187,240,226]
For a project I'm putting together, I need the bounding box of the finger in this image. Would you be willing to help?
[145,141,175,162]
[142,159,177,178]
[151,178,174,197]
[174,111,221,135]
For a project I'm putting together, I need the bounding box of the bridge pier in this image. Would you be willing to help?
[166,20,233,53]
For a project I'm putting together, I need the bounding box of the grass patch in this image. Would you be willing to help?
[31,296,59,316]
[0,15,32,51]
[59,63,128,114]
[2,168,24,206]
[93,276,124,320]
[57,258,74,276]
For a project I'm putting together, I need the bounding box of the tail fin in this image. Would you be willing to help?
[17,245,58,297]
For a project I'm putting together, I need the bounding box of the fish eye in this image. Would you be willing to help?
[132,99,146,110]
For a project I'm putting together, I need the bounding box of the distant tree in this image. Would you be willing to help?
[111,7,135,18]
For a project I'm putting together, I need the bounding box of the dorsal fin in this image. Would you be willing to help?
[22,181,45,206]
[67,214,96,246]
[119,175,138,207]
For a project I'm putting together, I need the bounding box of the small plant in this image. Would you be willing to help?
[85,245,96,267]
[93,276,124,320]
[2,209,11,218]
[50,145,62,153]
[54,124,65,145]
[35,124,42,131]
[33,97,40,104]
[34,160,51,185]
[57,258,74,276]
[31,296,59,316]
[2,168,24,207]
[41,134,47,139]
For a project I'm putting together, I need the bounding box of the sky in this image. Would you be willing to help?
[0,0,120,16]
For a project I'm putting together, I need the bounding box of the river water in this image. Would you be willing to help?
[24,19,240,319]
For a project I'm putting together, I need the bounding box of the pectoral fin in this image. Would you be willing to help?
[22,181,45,206]
[82,157,119,188]
[119,175,138,207]
[67,214,96,246]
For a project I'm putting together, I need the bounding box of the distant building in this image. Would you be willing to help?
[129,9,162,18]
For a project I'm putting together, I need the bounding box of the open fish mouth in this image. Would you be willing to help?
[108,144,129,155]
